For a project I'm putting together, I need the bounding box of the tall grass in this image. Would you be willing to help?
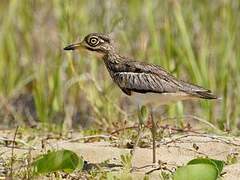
[0,0,239,132]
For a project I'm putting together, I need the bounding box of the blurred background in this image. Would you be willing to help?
[0,0,239,133]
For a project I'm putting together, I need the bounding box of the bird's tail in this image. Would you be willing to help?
[179,80,219,100]
[195,90,218,99]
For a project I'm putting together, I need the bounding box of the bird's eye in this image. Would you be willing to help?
[88,37,99,46]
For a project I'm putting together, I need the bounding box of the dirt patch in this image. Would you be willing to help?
[0,130,240,179]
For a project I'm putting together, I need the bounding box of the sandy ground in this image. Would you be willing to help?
[0,132,240,179]
[58,135,240,179]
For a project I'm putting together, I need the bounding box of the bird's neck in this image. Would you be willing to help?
[103,50,121,64]
[102,50,121,79]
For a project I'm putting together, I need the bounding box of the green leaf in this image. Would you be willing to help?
[32,149,83,174]
[173,164,218,180]
[187,158,224,175]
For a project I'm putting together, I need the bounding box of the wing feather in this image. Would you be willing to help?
[110,60,217,99]
[113,71,179,94]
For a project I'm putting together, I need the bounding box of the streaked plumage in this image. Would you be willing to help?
[64,33,217,105]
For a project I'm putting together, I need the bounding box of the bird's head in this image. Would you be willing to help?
[64,33,114,55]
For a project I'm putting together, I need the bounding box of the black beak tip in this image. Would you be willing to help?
[63,45,74,51]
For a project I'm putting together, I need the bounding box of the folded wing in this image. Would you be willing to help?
[112,61,217,99]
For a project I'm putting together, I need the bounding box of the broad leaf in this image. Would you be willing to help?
[187,158,224,175]
[173,164,218,180]
[32,149,84,174]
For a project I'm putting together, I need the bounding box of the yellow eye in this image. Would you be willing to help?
[88,37,99,46]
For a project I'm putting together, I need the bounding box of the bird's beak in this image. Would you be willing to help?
[63,41,84,51]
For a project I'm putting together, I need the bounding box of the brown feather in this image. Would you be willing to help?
[103,52,218,100]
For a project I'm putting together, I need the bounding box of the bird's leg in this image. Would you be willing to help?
[136,105,157,164]
[149,106,157,164]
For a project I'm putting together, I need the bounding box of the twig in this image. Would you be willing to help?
[111,124,201,135]
[162,133,240,146]
[193,134,240,146]
[145,166,162,174]
[0,145,37,151]
[131,164,156,171]
[110,125,138,135]
[145,161,173,175]
[158,115,220,131]
[165,144,208,156]
[10,126,19,178]
[158,125,203,134]
[184,115,220,131]
[54,134,118,146]
[157,133,240,147]
[158,134,191,145]
[0,137,37,150]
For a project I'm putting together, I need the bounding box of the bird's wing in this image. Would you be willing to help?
[112,61,217,99]
[113,69,181,95]
[112,61,181,94]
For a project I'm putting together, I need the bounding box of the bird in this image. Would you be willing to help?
[64,33,218,164]
[64,32,218,106]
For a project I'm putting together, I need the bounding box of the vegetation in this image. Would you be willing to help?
[0,0,240,131]
[0,0,240,179]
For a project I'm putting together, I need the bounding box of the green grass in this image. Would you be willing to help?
[0,0,239,132]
